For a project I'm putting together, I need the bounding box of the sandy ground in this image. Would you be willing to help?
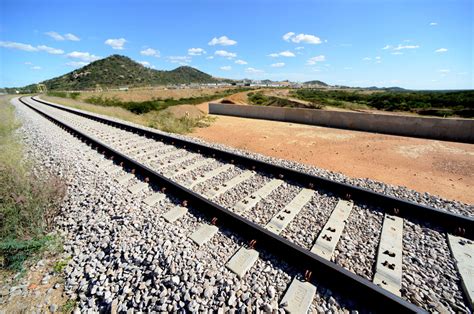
[192,114,474,204]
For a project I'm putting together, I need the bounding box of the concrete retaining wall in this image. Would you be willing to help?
[209,103,474,143]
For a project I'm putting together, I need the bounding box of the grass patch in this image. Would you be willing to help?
[61,299,77,313]
[53,257,71,274]
[0,96,65,272]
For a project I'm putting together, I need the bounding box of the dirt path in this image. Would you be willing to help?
[192,114,474,204]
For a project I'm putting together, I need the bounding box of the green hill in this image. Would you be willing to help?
[41,55,218,90]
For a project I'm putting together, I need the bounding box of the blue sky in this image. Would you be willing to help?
[0,0,472,89]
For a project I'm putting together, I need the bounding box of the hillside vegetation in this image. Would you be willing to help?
[38,55,218,91]
[292,89,474,117]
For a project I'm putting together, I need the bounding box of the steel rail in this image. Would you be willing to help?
[30,95,474,240]
[19,96,424,312]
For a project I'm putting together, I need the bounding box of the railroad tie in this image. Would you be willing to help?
[226,246,259,279]
[104,165,120,175]
[265,188,315,235]
[373,214,403,296]
[310,200,353,261]
[233,179,283,213]
[162,206,188,223]
[143,193,166,207]
[189,224,219,246]
[128,182,149,195]
[447,234,473,308]
[115,173,134,185]
[280,277,316,313]
[96,159,113,169]
[206,170,255,199]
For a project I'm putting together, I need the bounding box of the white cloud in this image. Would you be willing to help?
[362,57,372,61]
[375,60,382,64]
[45,31,64,41]
[435,48,448,53]
[245,67,264,74]
[375,56,381,60]
[105,38,127,50]
[430,22,438,26]
[291,33,322,44]
[438,69,450,73]
[167,56,191,64]
[208,35,237,46]
[45,31,80,41]
[268,50,295,57]
[0,41,64,55]
[37,45,64,55]
[344,67,352,70]
[67,51,101,62]
[306,55,326,65]
[188,48,206,55]
[391,52,404,55]
[280,51,295,57]
[0,41,37,51]
[393,44,419,50]
[295,46,304,50]
[206,56,214,60]
[283,32,295,41]
[64,33,80,41]
[271,62,285,68]
[66,61,88,67]
[140,48,160,57]
[215,50,236,58]
[24,61,32,65]
[283,32,322,44]
[31,66,41,70]
[220,66,232,71]
[235,59,247,65]
[382,45,392,50]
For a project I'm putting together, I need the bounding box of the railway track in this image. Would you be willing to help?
[19,96,473,313]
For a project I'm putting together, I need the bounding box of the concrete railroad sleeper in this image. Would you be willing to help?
[20,96,423,312]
